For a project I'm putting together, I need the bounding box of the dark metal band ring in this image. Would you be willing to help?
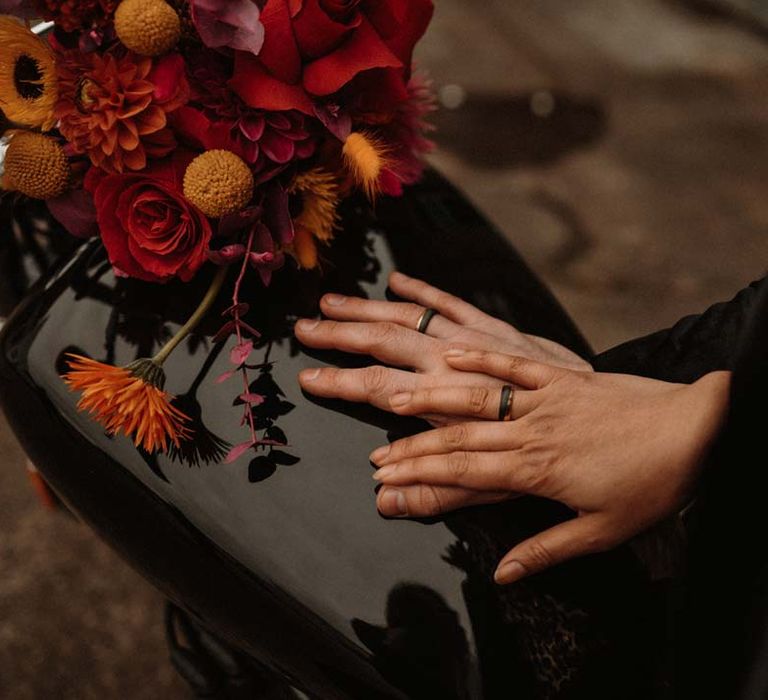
[498,385,514,421]
[416,308,438,334]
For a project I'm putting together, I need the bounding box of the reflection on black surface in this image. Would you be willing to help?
[168,342,232,468]
[353,584,471,700]
[0,196,79,317]
[243,344,301,483]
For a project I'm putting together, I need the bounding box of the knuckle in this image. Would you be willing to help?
[442,424,469,449]
[526,539,555,570]
[448,451,471,479]
[369,322,399,347]
[513,452,555,493]
[363,366,388,397]
[468,386,491,414]
[416,485,444,517]
[388,439,410,462]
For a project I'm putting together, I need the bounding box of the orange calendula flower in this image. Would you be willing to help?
[63,355,191,453]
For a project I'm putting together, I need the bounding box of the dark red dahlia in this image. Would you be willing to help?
[173,52,317,182]
[34,0,118,32]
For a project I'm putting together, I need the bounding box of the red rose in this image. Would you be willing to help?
[85,153,213,283]
[230,0,433,114]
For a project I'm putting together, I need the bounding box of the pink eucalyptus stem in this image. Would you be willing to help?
[232,228,258,447]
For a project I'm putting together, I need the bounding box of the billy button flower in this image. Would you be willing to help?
[183,149,255,219]
[1,131,70,199]
[0,17,57,131]
[114,0,182,57]
[63,265,229,454]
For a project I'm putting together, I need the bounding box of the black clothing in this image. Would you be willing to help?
[596,275,768,699]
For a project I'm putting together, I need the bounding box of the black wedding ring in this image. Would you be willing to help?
[498,385,514,421]
[416,308,438,334]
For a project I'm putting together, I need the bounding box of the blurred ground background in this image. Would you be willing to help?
[2,0,768,697]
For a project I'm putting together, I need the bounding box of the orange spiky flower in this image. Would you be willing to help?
[63,266,228,454]
[342,131,389,201]
[287,168,340,269]
[63,356,191,453]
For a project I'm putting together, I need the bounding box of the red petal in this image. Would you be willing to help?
[258,0,302,84]
[302,16,402,96]
[230,53,314,114]
[292,0,358,59]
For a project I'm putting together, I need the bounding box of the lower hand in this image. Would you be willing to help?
[370,350,731,585]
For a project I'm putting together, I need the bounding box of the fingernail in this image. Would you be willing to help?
[370,445,391,464]
[296,319,319,332]
[494,561,527,585]
[380,489,407,516]
[389,392,412,407]
[444,349,466,358]
[300,368,321,382]
[372,465,395,481]
[324,294,346,306]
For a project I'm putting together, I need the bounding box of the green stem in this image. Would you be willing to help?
[152,265,228,367]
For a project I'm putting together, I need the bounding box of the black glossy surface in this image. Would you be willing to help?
[0,172,662,699]
[0,197,79,318]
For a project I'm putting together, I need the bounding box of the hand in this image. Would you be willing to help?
[370,350,731,585]
[297,271,591,425]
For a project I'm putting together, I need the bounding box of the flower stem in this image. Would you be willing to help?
[153,265,228,367]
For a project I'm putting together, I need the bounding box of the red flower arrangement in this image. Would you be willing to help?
[0,0,435,460]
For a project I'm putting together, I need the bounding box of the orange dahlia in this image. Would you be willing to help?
[63,355,191,453]
[54,49,188,173]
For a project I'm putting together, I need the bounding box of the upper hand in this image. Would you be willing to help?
[296,271,591,425]
[369,350,731,585]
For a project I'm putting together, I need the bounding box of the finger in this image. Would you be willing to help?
[295,319,441,370]
[319,294,458,338]
[298,365,420,410]
[494,515,611,584]
[377,484,511,518]
[444,349,564,389]
[388,271,486,326]
[373,450,547,495]
[370,422,522,466]
[387,385,540,422]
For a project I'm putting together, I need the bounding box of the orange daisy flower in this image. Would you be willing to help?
[63,355,191,453]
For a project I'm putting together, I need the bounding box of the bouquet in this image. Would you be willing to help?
[0,0,435,461]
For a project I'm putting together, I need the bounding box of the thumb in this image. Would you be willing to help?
[494,515,609,585]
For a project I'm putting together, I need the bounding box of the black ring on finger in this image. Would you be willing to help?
[416,308,438,334]
[498,385,514,421]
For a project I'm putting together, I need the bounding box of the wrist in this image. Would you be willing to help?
[686,371,732,463]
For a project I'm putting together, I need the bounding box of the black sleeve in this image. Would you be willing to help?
[591,277,767,383]
[676,276,768,699]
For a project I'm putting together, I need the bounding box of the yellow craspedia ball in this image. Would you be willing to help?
[2,131,70,200]
[183,150,255,219]
[114,0,181,57]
